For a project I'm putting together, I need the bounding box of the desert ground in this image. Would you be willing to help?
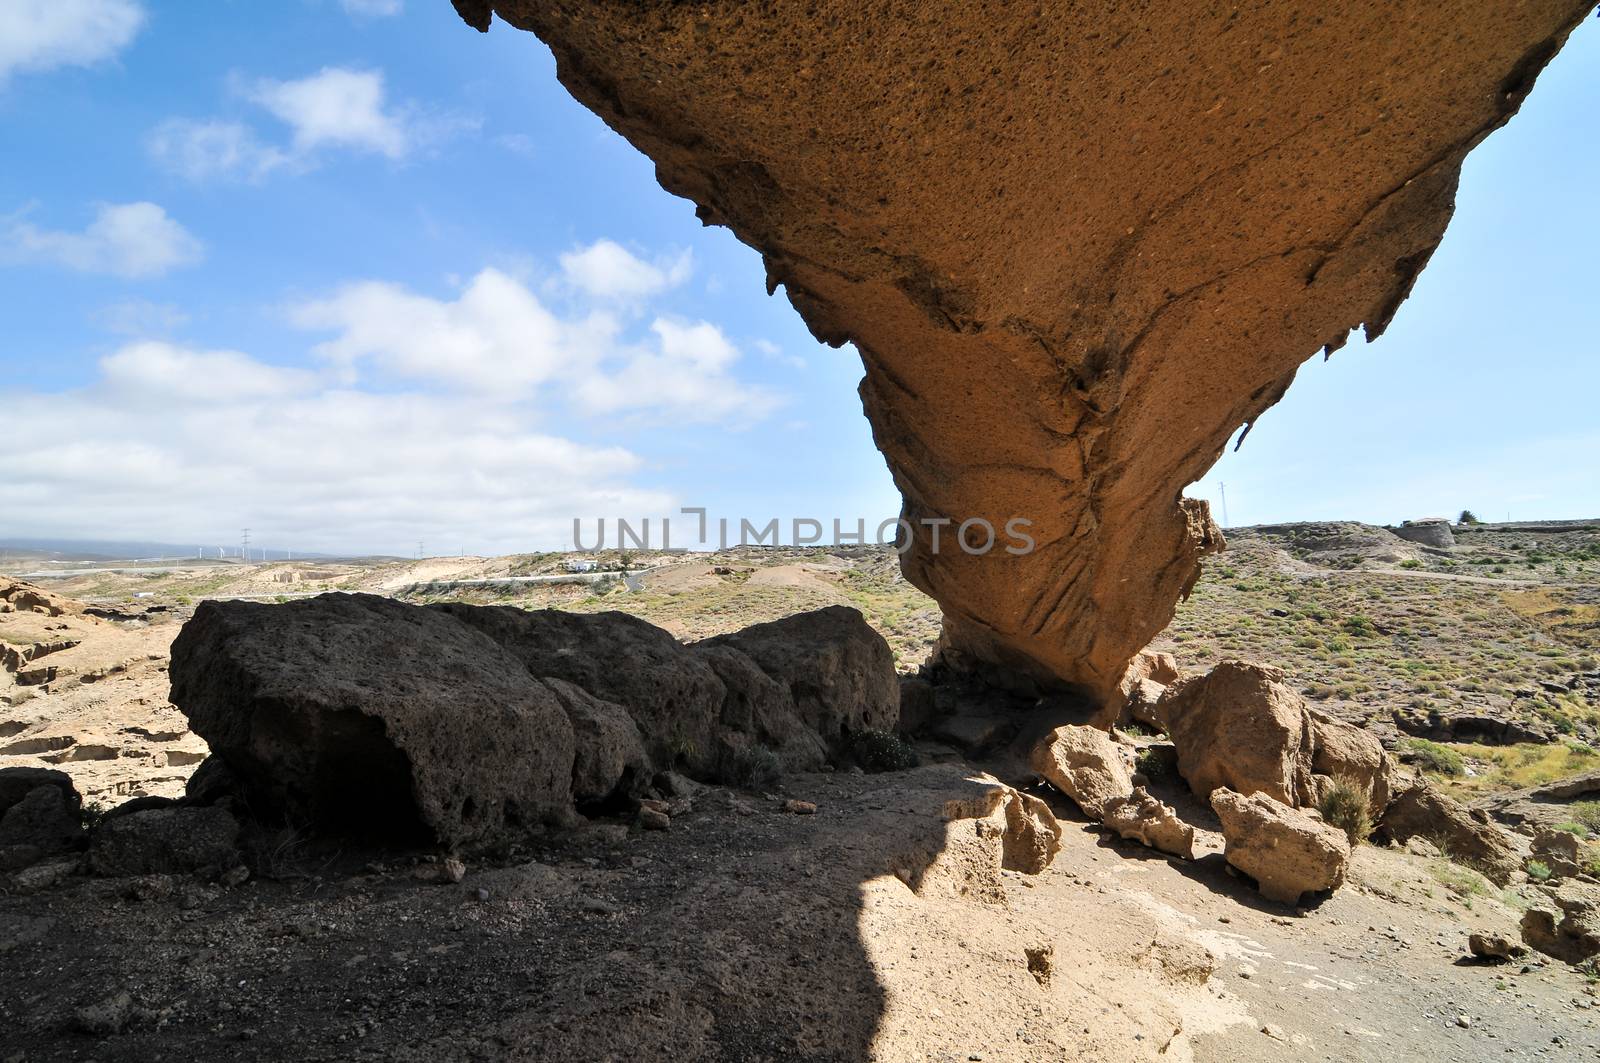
[3,519,1600,1060]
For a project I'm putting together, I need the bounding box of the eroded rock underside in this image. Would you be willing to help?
[455,0,1592,702]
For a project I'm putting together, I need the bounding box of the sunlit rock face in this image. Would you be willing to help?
[454,0,1591,702]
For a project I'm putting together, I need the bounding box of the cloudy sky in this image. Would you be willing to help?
[2,2,1596,557]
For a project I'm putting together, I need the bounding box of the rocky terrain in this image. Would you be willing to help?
[0,582,203,805]
[4,517,1600,1060]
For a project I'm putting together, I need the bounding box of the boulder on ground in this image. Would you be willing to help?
[1096,650,1181,731]
[1029,724,1134,818]
[1529,828,1584,880]
[171,594,905,845]
[437,601,899,777]
[171,594,579,849]
[1468,932,1526,962]
[1210,788,1350,905]
[1380,781,1520,886]
[1102,788,1195,860]
[1521,883,1600,964]
[694,606,900,747]
[1162,662,1317,807]
[433,603,727,776]
[0,782,86,871]
[542,679,649,807]
[0,767,81,817]
[1124,678,1170,734]
[692,641,830,771]
[184,755,239,806]
[89,806,240,877]
[1309,710,1400,815]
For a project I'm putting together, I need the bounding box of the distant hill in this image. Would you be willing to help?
[0,537,337,563]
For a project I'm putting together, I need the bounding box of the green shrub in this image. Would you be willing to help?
[1317,776,1373,844]
[852,729,920,773]
[79,800,107,830]
[1571,801,1600,835]
[724,744,782,791]
[1134,744,1177,779]
[1404,738,1466,777]
[1526,859,1553,882]
[1399,559,1424,570]
[1554,821,1589,838]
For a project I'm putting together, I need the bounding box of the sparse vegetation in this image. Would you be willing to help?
[1134,744,1175,779]
[1429,858,1491,901]
[1404,739,1465,777]
[724,744,782,791]
[852,728,920,773]
[1317,776,1373,844]
[78,799,107,829]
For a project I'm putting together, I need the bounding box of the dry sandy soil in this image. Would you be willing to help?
[2,763,1596,1061]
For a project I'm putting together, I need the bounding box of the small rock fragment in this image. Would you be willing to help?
[73,990,133,1036]
[1024,944,1053,986]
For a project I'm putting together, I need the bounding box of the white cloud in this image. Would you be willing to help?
[292,262,779,423]
[100,341,319,402]
[560,239,692,301]
[0,0,144,84]
[0,342,673,555]
[0,241,783,552]
[574,319,783,424]
[341,0,403,16]
[249,67,409,158]
[2,202,203,278]
[293,268,613,395]
[146,119,289,182]
[150,66,470,181]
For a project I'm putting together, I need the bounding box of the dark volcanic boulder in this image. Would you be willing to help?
[170,594,577,849]
[0,767,80,817]
[171,595,903,842]
[540,678,650,807]
[0,772,86,872]
[433,604,728,776]
[692,641,830,771]
[694,606,899,748]
[436,601,900,776]
[89,806,240,878]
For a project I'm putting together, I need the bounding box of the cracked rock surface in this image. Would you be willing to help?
[457,0,1593,701]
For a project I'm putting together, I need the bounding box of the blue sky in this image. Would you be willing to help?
[1,1,1595,556]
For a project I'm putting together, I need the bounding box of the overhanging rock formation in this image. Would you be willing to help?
[453,0,1593,703]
